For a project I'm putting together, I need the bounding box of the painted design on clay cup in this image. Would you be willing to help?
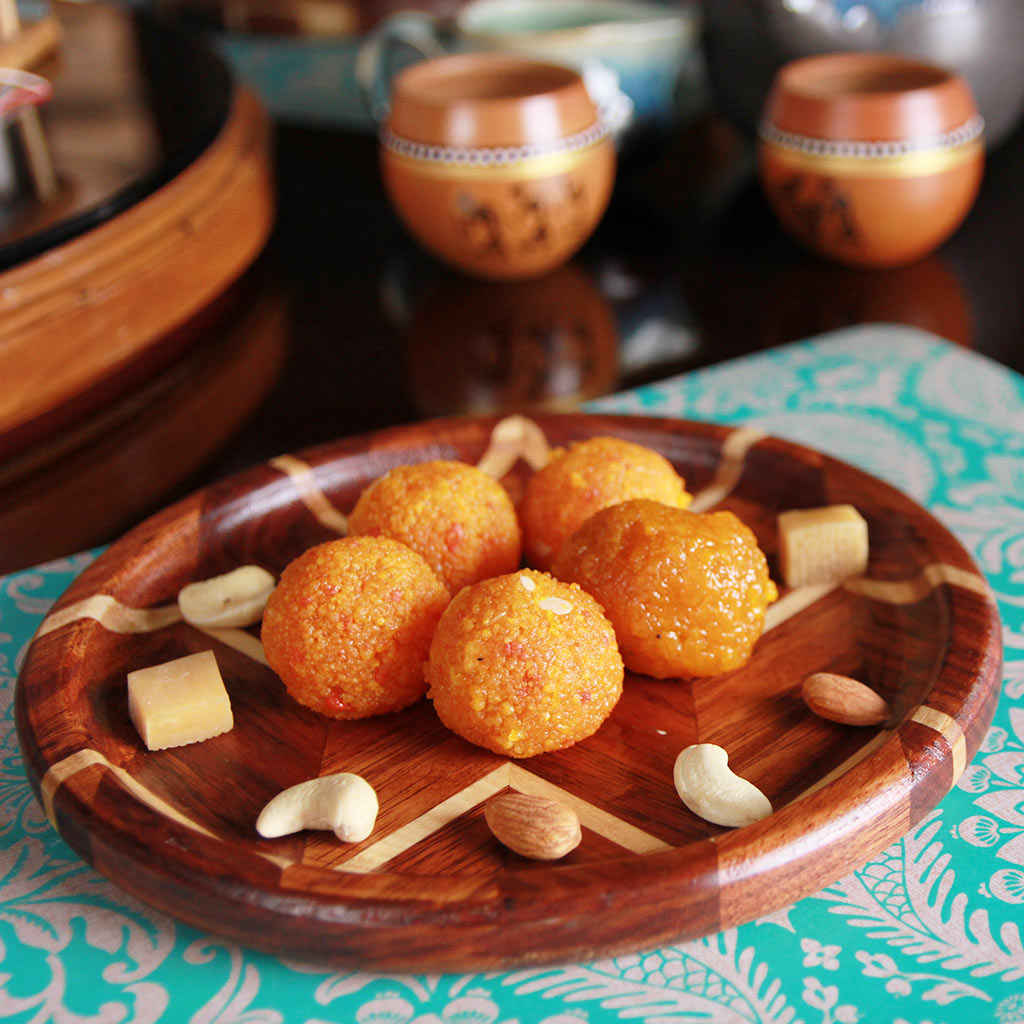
[758,52,984,268]
[380,53,616,280]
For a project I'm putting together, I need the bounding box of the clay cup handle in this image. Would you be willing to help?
[355,11,450,124]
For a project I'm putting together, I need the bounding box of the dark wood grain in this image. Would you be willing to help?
[14,414,1003,970]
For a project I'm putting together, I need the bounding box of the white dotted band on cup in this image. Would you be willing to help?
[757,113,985,160]
[380,119,611,168]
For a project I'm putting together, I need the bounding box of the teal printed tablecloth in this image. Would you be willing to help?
[4,324,1023,1022]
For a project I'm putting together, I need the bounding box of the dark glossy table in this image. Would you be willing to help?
[1,0,1022,573]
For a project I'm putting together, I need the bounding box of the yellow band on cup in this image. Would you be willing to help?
[760,137,983,178]
[384,144,607,180]
[380,123,611,181]
[758,115,985,178]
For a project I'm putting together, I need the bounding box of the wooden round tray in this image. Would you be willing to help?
[15,413,1003,971]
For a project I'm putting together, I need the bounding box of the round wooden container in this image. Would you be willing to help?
[0,0,275,460]
[14,413,1003,970]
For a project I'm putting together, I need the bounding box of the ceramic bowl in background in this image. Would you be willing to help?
[758,52,984,268]
[703,0,1024,149]
[453,0,705,130]
[358,0,705,136]
[379,53,616,280]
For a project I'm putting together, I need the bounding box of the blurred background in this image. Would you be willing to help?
[1,0,1023,570]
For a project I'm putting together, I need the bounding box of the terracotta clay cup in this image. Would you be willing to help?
[379,53,616,280]
[758,53,984,268]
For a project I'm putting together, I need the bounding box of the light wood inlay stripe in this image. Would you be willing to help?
[476,414,553,479]
[765,562,990,635]
[508,764,671,854]
[34,597,268,666]
[36,596,181,638]
[41,747,218,839]
[342,764,512,873]
[786,730,894,806]
[41,749,104,826]
[197,626,269,666]
[269,454,348,534]
[910,705,967,784]
[339,761,672,874]
[689,427,766,512]
[764,582,840,633]
[845,563,990,604]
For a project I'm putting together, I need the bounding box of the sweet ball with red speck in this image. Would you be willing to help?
[425,569,623,758]
[261,536,450,719]
[347,459,521,595]
[518,436,692,571]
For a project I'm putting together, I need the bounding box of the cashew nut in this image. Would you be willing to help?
[178,565,276,629]
[673,743,772,828]
[256,772,378,842]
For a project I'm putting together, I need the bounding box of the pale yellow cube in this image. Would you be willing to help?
[777,504,869,588]
[127,650,233,751]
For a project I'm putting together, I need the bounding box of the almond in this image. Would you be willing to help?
[802,671,891,726]
[484,792,581,860]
